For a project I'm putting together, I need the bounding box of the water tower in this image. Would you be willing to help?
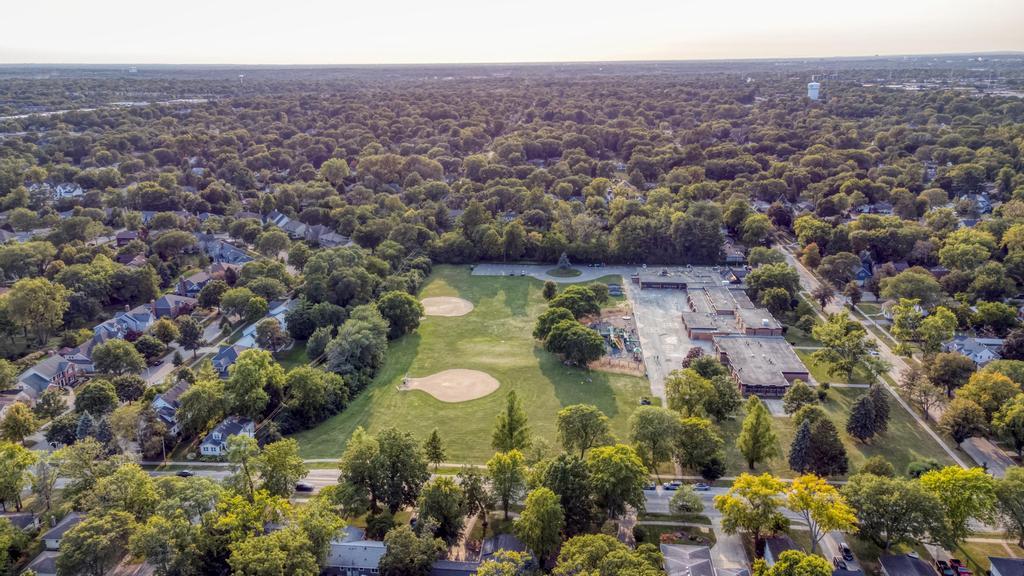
[807,81,821,100]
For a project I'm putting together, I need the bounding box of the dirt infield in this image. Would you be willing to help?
[401,369,500,402]
[421,296,474,317]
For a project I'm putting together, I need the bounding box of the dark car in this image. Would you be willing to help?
[295,481,314,492]
[833,557,848,570]
[640,397,652,406]
[662,481,680,491]
[839,543,854,562]
[175,469,194,477]
[937,560,956,576]
[643,483,657,491]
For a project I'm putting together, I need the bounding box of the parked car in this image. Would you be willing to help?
[640,397,652,405]
[295,481,314,492]
[662,481,681,491]
[643,483,657,491]
[175,469,194,477]
[839,543,854,562]
[949,560,972,576]
[694,483,710,491]
[833,557,848,570]
[936,560,956,576]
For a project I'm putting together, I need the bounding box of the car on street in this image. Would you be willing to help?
[295,481,314,492]
[833,558,848,570]
[663,480,682,490]
[694,483,710,491]
[175,469,194,477]
[643,483,657,491]
[839,543,854,562]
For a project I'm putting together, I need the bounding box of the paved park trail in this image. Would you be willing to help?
[781,243,967,468]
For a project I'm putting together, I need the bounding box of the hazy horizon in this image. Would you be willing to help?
[4,0,1023,65]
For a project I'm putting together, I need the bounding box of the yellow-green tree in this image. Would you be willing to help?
[785,474,857,553]
[714,472,788,546]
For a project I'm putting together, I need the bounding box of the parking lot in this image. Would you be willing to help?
[626,284,710,403]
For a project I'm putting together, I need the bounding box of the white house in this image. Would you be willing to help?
[943,335,1003,366]
[200,416,254,457]
[42,512,81,550]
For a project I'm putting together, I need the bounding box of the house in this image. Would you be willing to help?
[943,335,1003,366]
[879,554,936,576]
[43,512,82,550]
[481,534,526,560]
[200,416,254,457]
[54,182,85,199]
[989,557,1024,576]
[195,233,253,265]
[212,344,251,377]
[305,224,349,248]
[2,512,38,532]
[265,210,291,228]
[282,219,308,239]
[235,299,294,350]
[661,544,716,576]
[176,270,213,297]
[153,294,197,319]
[23,551,59,576]
[151,379,191,435]
[762,535,798,566]
[16,355,83,404]
[325,526,387,576]
[430,561,481,576]
[116,230,140,246]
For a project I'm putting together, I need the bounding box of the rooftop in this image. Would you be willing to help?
[714,335,808,388]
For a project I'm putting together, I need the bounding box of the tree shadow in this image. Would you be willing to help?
[534,347,620,419]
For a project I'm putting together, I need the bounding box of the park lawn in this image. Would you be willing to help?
[784,326,820,347]
[291,266,650,463]
[857,303,883,316]
[795,350,877,385]
[717,386,955,478]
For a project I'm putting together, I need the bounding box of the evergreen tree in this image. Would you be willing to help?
[423,428,446,471]
[542,281,557,300]
[492,391,530,452]
[847,395,877,442]
[868,385,890,434]
[808,418,848,477]
[788,419,813,473]
[76,412,95,440]
[736,396,780,469]
[94,417,116,452]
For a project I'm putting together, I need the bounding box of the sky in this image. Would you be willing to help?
[3,0,1023,65]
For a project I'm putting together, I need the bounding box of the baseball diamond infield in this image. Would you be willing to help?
[421,296,474,317]
[401,369,500,402]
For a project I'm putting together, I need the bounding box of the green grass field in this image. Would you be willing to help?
[795,349,878,385]
[717,385,956,478]
[290,266,650,462]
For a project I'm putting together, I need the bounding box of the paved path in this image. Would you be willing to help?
[781,244,967,468]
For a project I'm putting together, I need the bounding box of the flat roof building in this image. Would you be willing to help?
[713,335,809,397]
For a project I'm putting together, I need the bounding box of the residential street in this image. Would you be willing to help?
[780,243,967,467]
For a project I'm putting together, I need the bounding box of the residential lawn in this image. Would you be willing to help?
[857,303,882,316]
[956,541,1024,573]
[277,343,310,370]
[717,386,956,478]
[635,524,716,547]
[795,349,877,385]
[290,266,650,462]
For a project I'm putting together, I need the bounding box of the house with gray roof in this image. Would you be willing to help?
[879,554,936,576]
[16,354,83,404]
[325,535,386,576]
[661,544,716,576]
[990,557,1024,576]
[153,294,197,319]
[212,344,252,377]
[42,511,81,550]
[23,550,59,576]
[943,335,1003,366]
[200,416,254,457]
[152,379,191,435]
